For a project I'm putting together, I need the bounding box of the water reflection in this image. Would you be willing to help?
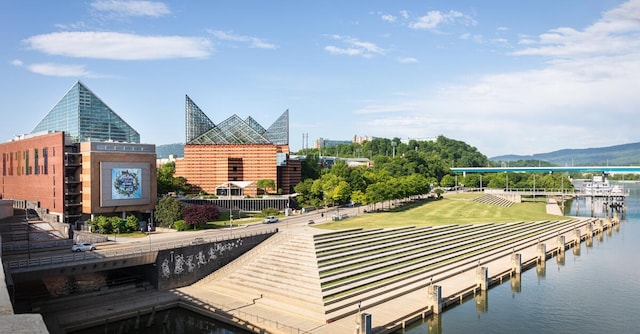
[572,244,581,256]
[426,313,442,334]
[475,290,488,313]
[510,274,521,294]
[556,251,565,266]
[536,260,546,278]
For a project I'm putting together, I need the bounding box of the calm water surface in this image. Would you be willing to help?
[399,182,640,334]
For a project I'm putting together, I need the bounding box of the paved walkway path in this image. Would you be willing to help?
[176,219,593,334]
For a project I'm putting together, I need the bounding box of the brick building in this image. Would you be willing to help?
[0,81,156,225]
[175,96,301,196]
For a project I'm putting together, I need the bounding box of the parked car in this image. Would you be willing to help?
[71,243,96,252]
[263,216,279,224]
[191,237,205,245]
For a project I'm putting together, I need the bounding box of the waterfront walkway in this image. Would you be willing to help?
[176,218,599,334]
[39,199,601,334]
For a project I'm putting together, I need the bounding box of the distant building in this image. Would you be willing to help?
[314,137,352,149]
[174,96,300,196]
[400,137,438,145]
[0,81,156,226]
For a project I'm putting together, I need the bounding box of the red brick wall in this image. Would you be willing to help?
[0,132,65,215]
[175,144,278,196]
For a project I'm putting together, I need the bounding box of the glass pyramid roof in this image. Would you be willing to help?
[31,81,140,143]
[185,96,289,146]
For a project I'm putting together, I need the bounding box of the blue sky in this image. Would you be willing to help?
[2,0,639,157]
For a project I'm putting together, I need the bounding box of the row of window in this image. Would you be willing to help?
[1,147,51,176]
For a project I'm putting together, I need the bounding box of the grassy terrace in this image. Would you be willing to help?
[309,193,577,308]
[315,193,563,229]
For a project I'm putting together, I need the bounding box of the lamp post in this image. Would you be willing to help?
[228,181,233,229]
[25,208,30,260]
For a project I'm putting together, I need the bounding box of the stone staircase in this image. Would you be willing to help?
[193,218,591,324]
[195,231,326,322]
[473,194,515,207]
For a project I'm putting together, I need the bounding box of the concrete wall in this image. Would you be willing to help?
[0,235,49,333]
[155,232,275,290]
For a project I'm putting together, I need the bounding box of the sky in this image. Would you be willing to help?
[1,0,639,158]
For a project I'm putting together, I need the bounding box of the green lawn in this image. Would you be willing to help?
[316,193,564,230]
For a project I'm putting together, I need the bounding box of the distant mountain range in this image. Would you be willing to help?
[157,143,184,159]
[490,142,640,166]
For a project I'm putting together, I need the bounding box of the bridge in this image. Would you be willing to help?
[450,166,640,174]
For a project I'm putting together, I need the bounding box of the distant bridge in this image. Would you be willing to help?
[450,166,640,174]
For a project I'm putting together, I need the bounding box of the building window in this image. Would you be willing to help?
[16,151,21,176]
[1,153,5,176]
[43,147,49,175]
[34,149,39,175]
[25,150,31,175]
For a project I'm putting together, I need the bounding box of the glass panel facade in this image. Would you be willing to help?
[266,110,289,145]
[185,95,215,143]
[31,81,140,143]
[185,97,289,146]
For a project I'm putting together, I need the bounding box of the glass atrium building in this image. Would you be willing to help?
[31,81,140,143]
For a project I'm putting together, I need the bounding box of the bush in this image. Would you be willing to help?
[261,207,280,217]
[173,220,188,231]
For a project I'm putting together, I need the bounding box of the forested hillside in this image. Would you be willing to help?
[491,142,640,166]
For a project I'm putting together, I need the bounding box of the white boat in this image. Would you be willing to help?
[582,175,626,197]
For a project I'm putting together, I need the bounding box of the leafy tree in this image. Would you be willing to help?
[257,179,276,194]
[157,161,190,195]
[300,153,321,180]
[440,174,456,188]
[182,204,220,229]
[350,189,367,206]
[155,197,182,228]
[125,215,139,232]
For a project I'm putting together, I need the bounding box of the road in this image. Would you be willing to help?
[4,205,365,265]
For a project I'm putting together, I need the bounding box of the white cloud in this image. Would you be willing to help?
[27,63,103,78]
[513,0,640,58]
[381,14,396,23]
[208,30,278,49]
[10,59,23,67]
[400,10,410,20]
[356,1,640,156]
[324,35,385,58]
[409,10,477,31]
[23,32,212,60]
[91,0,170,17]
[324,45,362,56]
[397,57,418,63]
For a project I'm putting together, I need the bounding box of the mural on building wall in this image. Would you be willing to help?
[160,238,244,279]
[112,168,142,199]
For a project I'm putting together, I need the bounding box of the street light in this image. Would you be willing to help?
[25,208,30,260]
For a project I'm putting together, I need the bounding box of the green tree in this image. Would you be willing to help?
[300,153,321,180]
[257,179,276,194]
[440,174,456,188]
[157,161,190,195]
[155,197,182,228]
[125,215,139,232]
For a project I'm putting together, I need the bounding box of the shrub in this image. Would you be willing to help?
[261,207,280,217]
[173,220,188,231]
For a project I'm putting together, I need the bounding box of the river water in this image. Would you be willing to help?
[398,182,640,334]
